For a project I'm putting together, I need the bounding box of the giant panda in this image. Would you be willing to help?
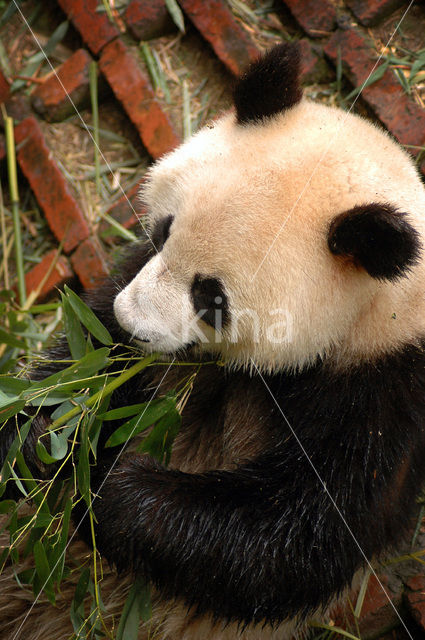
[2,42,425,640]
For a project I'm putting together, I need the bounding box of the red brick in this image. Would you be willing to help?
[299,39,331,85]
[282,0,336,37]
[31,49,93,122]
[3,95,32,123]
[324,29,425,150]
[25,250,73,301]
[346,0,405,26]
[57,0,119,55]
[99,39,180,159]
[178,0,260,75]
[0,70,10,104]
[332,572,403,638]
[124,0,174,40]
[71,237,109,289]
[15,117,90,253]
[406,574,425,630]
[359,574,398,619]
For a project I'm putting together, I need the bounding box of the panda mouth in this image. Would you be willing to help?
[132,337,199,356]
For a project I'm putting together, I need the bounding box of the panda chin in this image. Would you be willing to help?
[132,337,200,360]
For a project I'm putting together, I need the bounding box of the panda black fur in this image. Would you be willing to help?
[3,42,425,639]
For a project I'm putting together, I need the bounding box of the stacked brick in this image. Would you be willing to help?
[1,0,425,303]
[1,0,424,304]
[346,0,407,26]
[324,29,425,151]
[39,0,418,298]
[31,49,94,122]
[1,0,265,297]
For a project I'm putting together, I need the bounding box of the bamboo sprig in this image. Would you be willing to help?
[50,353,157,430]
[182,80,191,141]
[4,114,26,306]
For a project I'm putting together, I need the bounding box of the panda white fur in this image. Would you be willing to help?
[2,42,425,639]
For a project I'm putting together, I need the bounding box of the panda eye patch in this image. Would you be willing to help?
[191,275,229,330]
[151,215,174,252]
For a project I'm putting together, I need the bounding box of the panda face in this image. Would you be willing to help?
[114,52,425,372]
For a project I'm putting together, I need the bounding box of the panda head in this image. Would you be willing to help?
[114,43,425,372]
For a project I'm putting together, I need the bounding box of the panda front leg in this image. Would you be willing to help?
[0,354,154,501]
[0,239,155,497]
[84,424,415,631]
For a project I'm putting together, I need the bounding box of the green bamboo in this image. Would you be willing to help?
[101,0,114,21]
[100,211,137,242]
[89,61,101,196]
[4,115,26,305]
[50,353,157,430]
[141,43,161,92]
[0,178,9,290]
[182,80,191,141]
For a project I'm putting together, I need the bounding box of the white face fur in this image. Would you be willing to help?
[114,97,425,372]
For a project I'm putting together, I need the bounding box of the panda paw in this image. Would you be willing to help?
[72,453,161,573]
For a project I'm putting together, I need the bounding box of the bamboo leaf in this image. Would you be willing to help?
[77,423,90,504]
[50,354,156,431]
[354,567,371,618]
[165,0,185,32]
[100,400,166,421]
[64,286,113,345]
[51,498,72,584]
[36,439,57,465]
[0,0,23,28]
[310,622,360,639]
[61,293,86,360]
[139,408,181,464]
[33,539,55,604]
[73,567,90,610]
[117,578,151,639]
[29,394,75,407]
[0,327,24,349]
[36,421,73,464]
[11,20,69,91]
[26,347,110,394]
[141,42,162,90]
[50,428,71,460]
[15,451,50,514]
[0,500,15,514]
[0,398,26,422]
[393,67,410,94]
[410,52,425,78]
[105,397,175,447]
[345,61,389,101]
[0,376,30,395]
[0,419,31,492]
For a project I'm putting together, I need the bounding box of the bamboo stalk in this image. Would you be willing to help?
[49,353,157,430]
[89,61,101,196]
[182,80,191,141]
[0,179,10,290]
[4,114,26,306]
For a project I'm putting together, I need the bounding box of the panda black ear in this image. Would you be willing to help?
[233,42,302,125]
[328,203,422,281]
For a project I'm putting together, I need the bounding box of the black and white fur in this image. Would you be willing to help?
[2,43,425,639]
